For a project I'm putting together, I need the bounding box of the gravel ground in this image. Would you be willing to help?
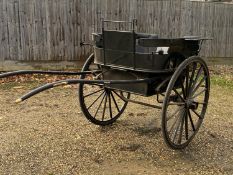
[0,76,233,174]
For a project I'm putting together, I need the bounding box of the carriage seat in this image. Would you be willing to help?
[136,33,158,39]
[93,31,159,53]
[135,33,158,53]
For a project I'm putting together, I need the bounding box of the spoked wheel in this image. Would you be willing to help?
[162,56,210,149]
[79,54,130,126]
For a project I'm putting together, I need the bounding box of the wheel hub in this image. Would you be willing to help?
[185,99,198,110]
[104,87,110,94]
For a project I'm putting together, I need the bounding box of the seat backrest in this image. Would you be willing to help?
[103,30,134,52]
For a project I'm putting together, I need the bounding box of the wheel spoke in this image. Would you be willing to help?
[87,91,105,110]
[178,111,185,144]
[169,108,184,137]
[108,93,113,119]
[110,92,120,112]
[188,110,196,131]
[192,88,207,99]
[185,109,189,140]
[112,90,127,102]
[191,66,203,91]
[181,82,187,99]
[191,109,203,119]
[189,62,197,90]
[191,76,207,96]
[166,106,184,121]
[94,92,106,118]
[102,94,108,121]
[173,89,185,102]
[185,66,190,97]
[168,114,180,135]
[172,110,184,143]
[84,88,104,98]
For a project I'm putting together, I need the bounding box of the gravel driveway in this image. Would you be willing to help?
[0,79,233,175]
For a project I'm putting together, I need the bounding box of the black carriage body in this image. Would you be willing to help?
[93,29,201,96]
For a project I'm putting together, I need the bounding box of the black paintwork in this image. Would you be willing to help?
[92,21,203,96]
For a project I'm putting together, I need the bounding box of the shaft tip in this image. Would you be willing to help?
[15,98,22,103]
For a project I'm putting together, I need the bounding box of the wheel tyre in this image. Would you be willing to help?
[162,56,210,149]
[78,54,130,126]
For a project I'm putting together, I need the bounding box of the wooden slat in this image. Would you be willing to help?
[0,0,233,63]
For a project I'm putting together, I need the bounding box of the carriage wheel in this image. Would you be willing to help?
[79,54,130,126]
[162,56,210,149]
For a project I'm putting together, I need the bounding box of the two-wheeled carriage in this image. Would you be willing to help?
[0,20,210,149]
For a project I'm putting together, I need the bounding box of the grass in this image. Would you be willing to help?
[210,75,233,90]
